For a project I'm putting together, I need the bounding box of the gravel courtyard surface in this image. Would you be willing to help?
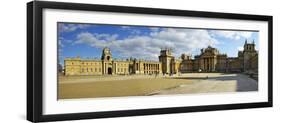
[149,73,258,95]
[58,73,258,99]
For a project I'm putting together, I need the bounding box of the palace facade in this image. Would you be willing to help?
[64,47,162,75]
[64,40,258,76]
[178,40,258,74]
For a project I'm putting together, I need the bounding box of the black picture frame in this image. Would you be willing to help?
[27,1,273,122]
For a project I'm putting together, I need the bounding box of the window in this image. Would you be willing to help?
[95,68,97,72]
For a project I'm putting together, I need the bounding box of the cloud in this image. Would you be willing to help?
[93,33,119,41]
[74,28,218,60]
[58,37,75,63]
[237,46,244,51]
[59,37,73,47]
[75,32,118,48]
[58,23,91,33]
[120,26,142,35]
[209,30,253,40]
[121,26,131,29]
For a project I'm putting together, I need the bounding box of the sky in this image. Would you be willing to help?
[58,23,259,65]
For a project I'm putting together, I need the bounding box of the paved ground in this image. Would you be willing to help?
[58,73,258,99]
[149,73,258,95]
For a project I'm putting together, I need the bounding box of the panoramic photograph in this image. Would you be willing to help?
[57,22,259,100]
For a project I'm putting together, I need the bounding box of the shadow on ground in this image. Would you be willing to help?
[170,74,258,92]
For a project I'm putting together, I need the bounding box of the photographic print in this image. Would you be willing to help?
[27,1,272,122]
[58,23,259,100]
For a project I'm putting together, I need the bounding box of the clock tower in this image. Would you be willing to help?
[101,47,112,61]
[101,47,113,74]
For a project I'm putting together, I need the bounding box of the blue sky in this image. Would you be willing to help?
[58,23,259,65]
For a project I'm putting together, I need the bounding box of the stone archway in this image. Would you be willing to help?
[108,67,112,75]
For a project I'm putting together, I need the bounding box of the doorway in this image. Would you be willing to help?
[108,68,112,75]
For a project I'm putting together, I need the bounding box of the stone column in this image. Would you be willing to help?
[213,57,216,71]
[212,58,214,71]
[205,58,207,71]
[151,64,153,74]
[203,58,206,71]
[212,58,215,71]
[146,64,148,74]
[105,63,107,74]
[210,58,212,71]
[208,58,210,71]
[207,58,209,72]
[149,64,150,74]
[209,58,212,71]
[148,64,150,73]
[202,58,204,71]
[153,64,155,73]
[206,58,208,71]
[208,58,210,72]
[211,58,213,71]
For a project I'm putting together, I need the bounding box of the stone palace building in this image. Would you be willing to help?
[64,40,258,76]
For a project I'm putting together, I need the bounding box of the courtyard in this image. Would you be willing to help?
[58,73,258,99]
